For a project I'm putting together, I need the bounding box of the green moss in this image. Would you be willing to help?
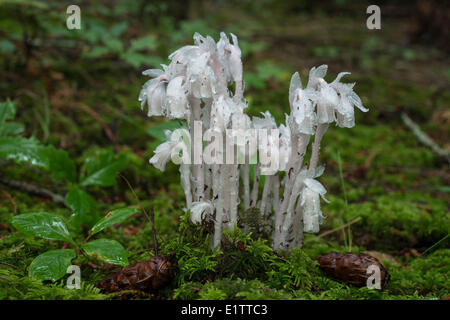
[388,249,450,298]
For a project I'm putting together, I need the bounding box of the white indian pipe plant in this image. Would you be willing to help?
[139,32,368,251]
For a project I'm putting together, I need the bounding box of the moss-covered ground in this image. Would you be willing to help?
[0,1,448,300]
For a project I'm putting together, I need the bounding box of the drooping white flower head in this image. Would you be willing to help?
[210,95,235,131]
[187,51,216,99]
[289,91,317,136]
[166,76,189,119]
[278,116,292,171]
[252,111,277,130]
[316,78,339,124]
[167,45,201,80]
[139,71,168,117]
[331,72,369,128]
[190,201,214,224]
[149,129,190,171]
[217,32,242,84]
[306,64,328,89]
[258,130,280,176]
[193,32,217,53]
[288,72,318,135]
[301,177,329,233]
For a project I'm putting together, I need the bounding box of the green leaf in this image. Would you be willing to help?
[105,38,124,52]
[42,146,77,183]
[120,51,149,68]
[0,100,16,136]
[82,46,111,58]
[0,136,76,182]
[65,188,99,229]
[110,22,128,38]
[129,35,157,52]
[1,122,24,136]
[80,150,127,187]
[0,100,15,120]
[147,120,184,141]
[90,207,139,236]
[82,239,128,266]
[0,39,15,54]
[12,212,73,243]
[0,136,47,167]
[29,249,76,281]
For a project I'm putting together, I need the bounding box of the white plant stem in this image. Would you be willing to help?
[292,203,304,249]
[213,165,225,249]
[272,173,280,214]
[274,134,309,249]
[242,153,250,209]
[250,164,260,207]
[204,164,212,200]
[279,174,304,250]
[189,96,204,202]
[260,175,272,217]
[221,163,232,230]
[180,164,192,209]
[309,123,329,170]
[229,163,239,228]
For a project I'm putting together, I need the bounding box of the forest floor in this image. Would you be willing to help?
[0,4,448,299]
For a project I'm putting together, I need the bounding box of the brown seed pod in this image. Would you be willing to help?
[317,252,390,289]
[96,253,177,293]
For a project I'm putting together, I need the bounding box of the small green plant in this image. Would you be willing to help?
[10,207,139,281]
[0,100,127,230]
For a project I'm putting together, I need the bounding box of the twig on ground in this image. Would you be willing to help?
[401,112,450,164]
[305,216,361,242]
[74,102,117,144]
[0,189,17,215]
[0,176,64,204]
[0,261,21,271]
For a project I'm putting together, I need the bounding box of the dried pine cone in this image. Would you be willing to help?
[318,252,390,289]
[96,253,177,293]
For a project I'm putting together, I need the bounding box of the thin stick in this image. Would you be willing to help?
[0,261,21,271]
[75,103,116,144]
[0,189,17,215]
[119,174,158,253]
[305,217,361,242]
[150,206,159,256]
[0,176,64,204]
[119,174,152,224]
[422,233,449,255]
[401,112,450,164]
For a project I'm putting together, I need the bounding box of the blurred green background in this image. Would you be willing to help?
[0,0,448,299]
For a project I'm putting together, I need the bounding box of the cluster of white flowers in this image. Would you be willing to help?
[139,32,368,251]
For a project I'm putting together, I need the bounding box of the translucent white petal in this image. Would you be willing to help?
[307,64,328,88]
[332,72,350,84]
[142,69,164,77]
[304,178,327,196]
[289,72,302,106]
[149,141,173,171]
[190,201,214,224]
[252,111,276,129]
[166,76,188,119]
